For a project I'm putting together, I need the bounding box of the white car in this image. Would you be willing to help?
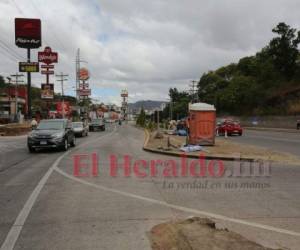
[72,122,89,137]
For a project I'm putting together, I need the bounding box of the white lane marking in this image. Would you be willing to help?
[0,126,117,250]
[54,167,300,237]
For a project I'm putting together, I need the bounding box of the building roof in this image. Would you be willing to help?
[189,102,216,111]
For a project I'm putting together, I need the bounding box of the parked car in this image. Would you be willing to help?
[89,118,105,131]
[27,119,76,152]
[216,120,243,136]
[72,122,89,137]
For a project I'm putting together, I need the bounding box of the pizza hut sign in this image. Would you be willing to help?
[15,18,41,49]
[38,47,58,65]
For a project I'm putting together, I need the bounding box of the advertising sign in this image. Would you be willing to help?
[79,83,89,89]
[15,18,41,48]
[56,102,71,115]
[41,70,54,75]
[121,90,128,97]
[38,47,58,65]
[41,65,54,69]
[19,62,39,72]
[77,89,91,96]
[79,68,90,81]
[41,84,54,99]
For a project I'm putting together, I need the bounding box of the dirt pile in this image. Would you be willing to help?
[150,217,280,250]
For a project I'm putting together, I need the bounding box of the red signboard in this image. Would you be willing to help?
[56,102,71,115]
[15,18,41,48]
[38,47,58,65]
[79,68,90,81]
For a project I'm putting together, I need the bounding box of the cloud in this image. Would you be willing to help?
[1,0,300,104]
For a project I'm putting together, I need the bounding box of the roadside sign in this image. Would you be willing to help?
[15,18,41,49]
[41,64,54,69]
[79,68,90,81]
[19,62,39,72]
[77,89,91,96]
[38,47,58,65]
[56,102,71,115]
[79,83,89,89]
[41,84,54,99]
[41,70,54,75]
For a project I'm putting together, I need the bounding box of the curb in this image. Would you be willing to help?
[143,129,255,162]
[245,127,300,134]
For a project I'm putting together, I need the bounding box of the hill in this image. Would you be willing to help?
[128,100,166,111]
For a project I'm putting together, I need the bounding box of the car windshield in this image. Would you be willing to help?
[37,121,64,130]
[72,123,83,128]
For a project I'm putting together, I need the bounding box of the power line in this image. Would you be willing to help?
[0,39,25,60]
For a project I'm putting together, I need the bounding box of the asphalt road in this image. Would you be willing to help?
[230,129,300,156]
[0,124,300,250]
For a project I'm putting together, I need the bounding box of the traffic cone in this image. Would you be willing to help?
[225,130,228,139]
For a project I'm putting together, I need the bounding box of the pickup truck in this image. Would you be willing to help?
[89,118,105,131]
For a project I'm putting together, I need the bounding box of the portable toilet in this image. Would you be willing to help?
[188,102,216,146]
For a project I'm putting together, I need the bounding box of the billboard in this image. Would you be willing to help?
[38,47,58,65]
[15,18,41,48]
[56,102,71,115]
[19,62,39,72]
[79,68,90,81]
[41,84,54,99]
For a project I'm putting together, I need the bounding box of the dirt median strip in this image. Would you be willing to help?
[143,129,300,165]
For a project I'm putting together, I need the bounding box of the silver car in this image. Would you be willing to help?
[72,122,89,137]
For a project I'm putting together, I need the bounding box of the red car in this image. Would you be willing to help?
[216,120,243,136]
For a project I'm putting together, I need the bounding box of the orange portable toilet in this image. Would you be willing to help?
[188,102,216,146]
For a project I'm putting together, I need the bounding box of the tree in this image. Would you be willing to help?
[136,107,146,126]
[0,75,6,88]
[268,22,300,79]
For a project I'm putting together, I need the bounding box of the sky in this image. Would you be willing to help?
[1,0,300,105]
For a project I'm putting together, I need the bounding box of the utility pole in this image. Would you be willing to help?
[75,49,80,101]
[10,73,24,122]
[189,80,199,103]
[6,77,11,119]
[56,73,68,119]
[75,48,88,102]
[27,48,32,120]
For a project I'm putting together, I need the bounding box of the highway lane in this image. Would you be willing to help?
[228,129,300,157]
[0,124,116,249]
[1,124,300,250]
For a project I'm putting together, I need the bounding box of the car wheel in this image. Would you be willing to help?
[28,146,35,153]
[239,132,243,136]
[70,137,76,147]
[62,139,69,151]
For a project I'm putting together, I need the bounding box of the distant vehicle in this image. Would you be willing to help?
[27,119,76,152]
[72,122,89,137]
[297,119,300,130]
[89,118,105,131]
[216,120,243,136]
